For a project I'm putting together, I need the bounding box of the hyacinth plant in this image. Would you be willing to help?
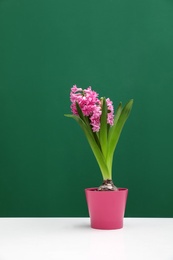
[65,85,133,191]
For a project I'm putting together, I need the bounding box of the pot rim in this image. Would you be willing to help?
[85,187,128,192]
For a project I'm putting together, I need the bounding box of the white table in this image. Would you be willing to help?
[0,218,172,260]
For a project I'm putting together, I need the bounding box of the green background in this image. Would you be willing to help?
[0,0,173,217]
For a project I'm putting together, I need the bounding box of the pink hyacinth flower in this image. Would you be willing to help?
[70,85,114,132]
[106,98,114,126]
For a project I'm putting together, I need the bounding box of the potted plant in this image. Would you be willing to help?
[65,85,133,229]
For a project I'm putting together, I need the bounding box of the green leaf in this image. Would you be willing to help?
[75,102,101,150]
[107,102,122,142]
[64,114,110,179]
[106,99,134,174]
[76,102,85,122]
[99,97,107,158]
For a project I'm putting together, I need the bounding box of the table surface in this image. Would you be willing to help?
[0,218,173,260]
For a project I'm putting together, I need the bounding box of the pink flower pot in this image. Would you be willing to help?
[85,188,128,230]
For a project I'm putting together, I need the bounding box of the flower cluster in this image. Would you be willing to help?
[70,85,114,132]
